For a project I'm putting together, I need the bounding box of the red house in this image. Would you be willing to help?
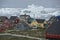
[10,16,20,24]
[2,19,12,29]
[13,18,20,24]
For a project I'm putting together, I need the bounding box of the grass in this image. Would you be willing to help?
[6,29,45,38]
[0,35,38,40]
[0,28,46,38]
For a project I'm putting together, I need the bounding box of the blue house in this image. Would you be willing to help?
[27,18,34,24]
[55,16,60,19]
[14,21,31,30]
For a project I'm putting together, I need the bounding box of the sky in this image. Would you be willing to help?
[0,0,60,20]
[0,0,60,8]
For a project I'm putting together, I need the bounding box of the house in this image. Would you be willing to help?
[46,17,60,39]
[48,16,56,26]
[27,18,34,24]
[44,21,49,28]
[20,14,31,22]
[36,19,45,28]
[27,18,37,26]
[14,21,31,30]
[55,16,60,20]
[2,19,12,29]
[0,16,8,22]
[30,20,38,28]
[0,19,11,32]
[9,16,19,24]
[0,25,6,32]
[10,16,19,20]
[30,19,45,28]
[47,16,60,27]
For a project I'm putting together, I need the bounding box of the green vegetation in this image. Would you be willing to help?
[6,29,45,38]
[0,35,37,40]
[0,28,46,40]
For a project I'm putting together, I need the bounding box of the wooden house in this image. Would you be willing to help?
[36,19,45,28]
[9,16,19,24]
[0,16,8,22]
[20,14,31,22]
[30,19,45,28]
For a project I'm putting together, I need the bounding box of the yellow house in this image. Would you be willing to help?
[36,19,45,28]
[30,19,45,28]
[38,23,45,28]
[30,20,38,27]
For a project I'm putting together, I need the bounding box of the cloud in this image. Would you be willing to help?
[21,4,59,20]
[52,11,60,16]
[0,8,22,16]
[0,4,60,20]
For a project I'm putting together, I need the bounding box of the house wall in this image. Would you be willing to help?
[30,20,45,28]
[39,23,44,28]
[30,20,38,27]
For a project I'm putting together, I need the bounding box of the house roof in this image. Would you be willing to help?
[15,21,30,30]
[36,19,45,23]
[27,18,34,24]
[48,16,60,24]
[46,19,60,35]
[10,16,18,20]
[56,16,60,20]
[0,16,8,19]
[20,14,30,17]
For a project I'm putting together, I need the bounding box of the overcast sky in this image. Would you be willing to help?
[0,0,60,8]
[0,0,60,20]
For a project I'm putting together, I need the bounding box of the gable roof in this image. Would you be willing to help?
[0,16,8,19]
[20,14,30,17]
[15,21,30,30]
[56,16,60,20]
[46,20,60,35]
[27,18,34,24]
[36,19,45,23]
[10,16,18,20]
